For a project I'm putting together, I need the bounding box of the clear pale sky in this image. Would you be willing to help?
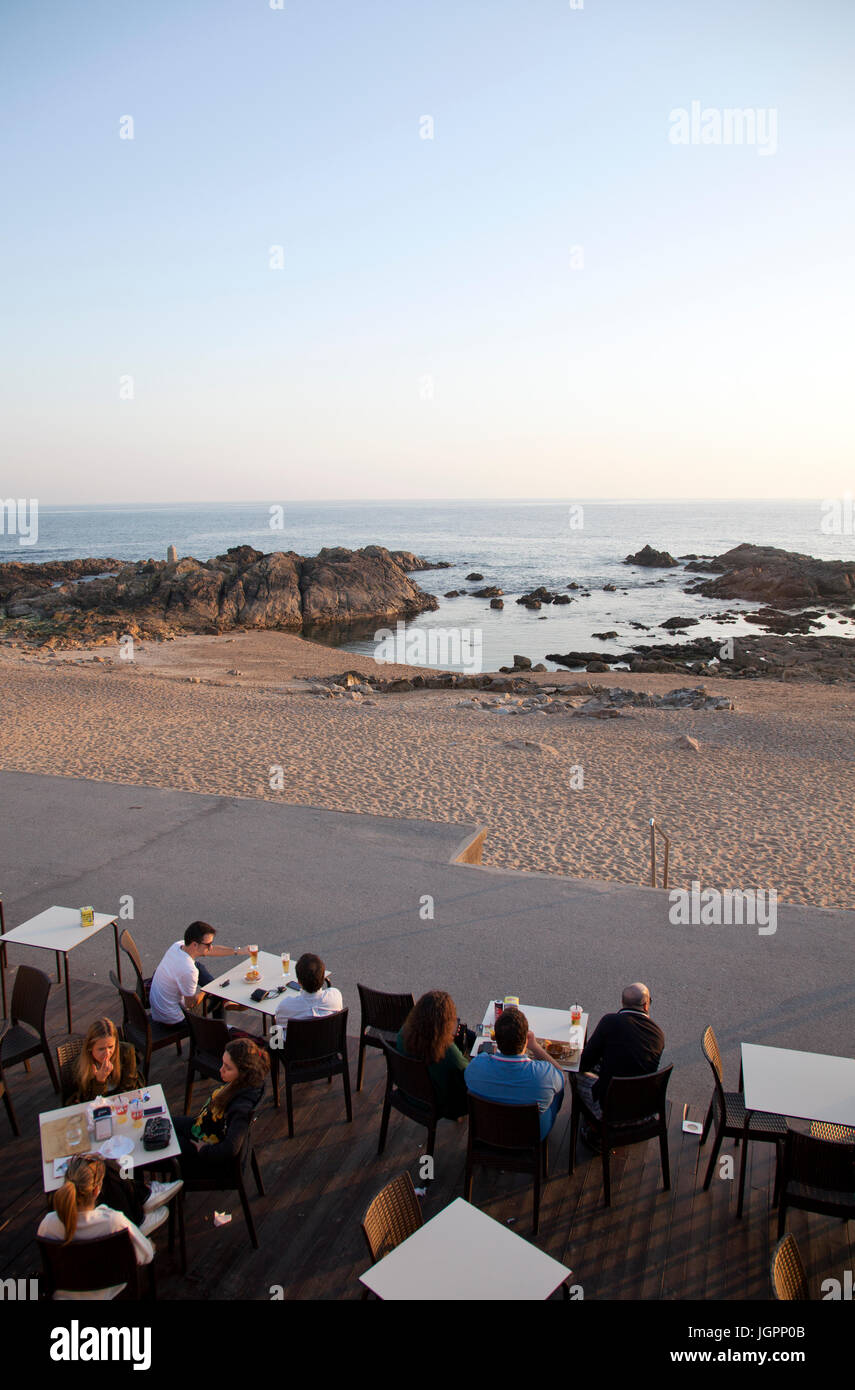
[1,0,853,503]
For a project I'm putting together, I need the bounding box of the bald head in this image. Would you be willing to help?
[622,982,650,1012]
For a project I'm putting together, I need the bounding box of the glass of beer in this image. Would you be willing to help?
[281,951,290,976]
[114,1097,128,1126]
[249,944,258,969]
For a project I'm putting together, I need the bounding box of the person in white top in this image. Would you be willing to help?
[149,920,249,1026]
[37,1154,156,1300]
[274,953,343,1032]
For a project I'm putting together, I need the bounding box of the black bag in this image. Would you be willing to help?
[142,1116,172,1151]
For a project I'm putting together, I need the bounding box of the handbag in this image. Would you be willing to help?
[142,1116,172,1151]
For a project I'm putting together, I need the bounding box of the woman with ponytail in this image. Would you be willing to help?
[37,1154,155,1299]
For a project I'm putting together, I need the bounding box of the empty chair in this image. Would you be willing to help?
[277,1010,352,1139]
[465,1094,547,1235]
[110,972,184,1079]
[377,1040,442,1162]
[356,983,415,1092]
[810,1121,855,1142]
[56,1035,85,1105]
[181,1009,231,1114]
[119,928,152,1009]
[182,1112,265,1249]
[0,1024,19,1136]
[37,1230,155,1301]
[770,1232,810,1301]
[776,1128,855,1238]
[360,1172,423,1297]
[0,964,60,1093]
[569,1066,673,1207]
[699,1025,787,1217]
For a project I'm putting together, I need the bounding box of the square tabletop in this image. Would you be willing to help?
[741,1043,855,1128]
[202,950,295,1018]
[360,1196,573,1300]
[472,1003,589,1072]
[1,905,118,954]
[39,1084,181,1193]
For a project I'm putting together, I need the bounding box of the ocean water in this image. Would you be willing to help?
[2,499,852,671]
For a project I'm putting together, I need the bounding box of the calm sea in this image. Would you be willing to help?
[2,500,852,671]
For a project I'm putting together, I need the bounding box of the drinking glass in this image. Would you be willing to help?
[281,952,290,976]
[249,944,259,969]
[130,1095,143,1128]
[65,1115,84,1150]
[114,1097,128,1125]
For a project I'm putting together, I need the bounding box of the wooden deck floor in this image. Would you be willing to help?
[2,975,852,1301]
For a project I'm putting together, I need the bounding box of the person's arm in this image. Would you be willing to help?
[579,1019,606,1075]
[207,943,246,957]
[525,1031,565,1080]
[191,1095,255,1166]
[109,1211,155,1266]
[119,1042,144,1092]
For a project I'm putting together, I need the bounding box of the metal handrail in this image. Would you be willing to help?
[649,817,670,889]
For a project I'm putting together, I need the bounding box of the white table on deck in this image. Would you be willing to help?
[741,1043,855,1128]
[39,1084,181,1193]
[1,905,121,1031]
[360,1196,573,1300]
[472,1003,589,1072]
[201,950,295,1025]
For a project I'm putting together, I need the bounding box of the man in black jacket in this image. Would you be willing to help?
[576,983,664,1146]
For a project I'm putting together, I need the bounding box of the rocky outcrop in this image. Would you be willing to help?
[685,543,855,605]
[0,545,440,646]
[624,545,679,568]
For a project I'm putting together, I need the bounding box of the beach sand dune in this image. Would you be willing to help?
[2,632,853,909]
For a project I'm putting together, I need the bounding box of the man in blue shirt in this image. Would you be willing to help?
[465,1007,565,1139]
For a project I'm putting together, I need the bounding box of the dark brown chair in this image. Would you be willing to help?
[776,1129,855,1238]
[277,1010,352,1139]
[119,928,152,1008]
[360,1172,423,1298]
[810,1121,855,1142]
[57,1035,85,1105]
[0,1024,20,1136]
[110,972,184,1079]
[1,965,60,1092]
[356,983,415,1091]
[37,1229,155,1300]
[569,1066,673,1207]
[377,1040,442,1161]
[465,1093,548,1234]
[770,1232,810,1301]
[182,1111,265,1248]
[181,1008,231,1114]
[699,1025,787,1217]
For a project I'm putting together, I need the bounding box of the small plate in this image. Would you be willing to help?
[99,1135,134,1160]
[245,969,261,981]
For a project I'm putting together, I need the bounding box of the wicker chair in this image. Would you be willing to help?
[770,1232,810,1300]
[37,1229,156,1300]
[776,1129,855,1238]
[569,1066,673,1207]
[0,964,60,1092]
[700,1025,787,1217]
[110,972,185,1079]
[465,1094,547,1234]
[119,928,152,1008]
[810,1121,855,1142]
[377,1040,442,1162]
[360,1171,423,1299]
[356,984,415,1091]
[0,1024,19,1136]
[276,1010,352,1139]
[56,1035,85,1105]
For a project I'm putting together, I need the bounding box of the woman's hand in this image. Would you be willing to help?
[94,1057,113,1082]
[192,1140,205,1152]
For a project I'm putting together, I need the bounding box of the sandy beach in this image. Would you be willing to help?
[2,630,853,910]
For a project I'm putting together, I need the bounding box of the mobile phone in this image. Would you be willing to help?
[478,1041,497,1055]
[286,980,301,992]
[219,980,230,987]
[142,1105,163,1116]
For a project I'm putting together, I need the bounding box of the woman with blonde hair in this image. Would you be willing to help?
[68,1017,144,1105]
[173,1037,269,1177]
[36,1154,156,1299]
[396,989,469,1119]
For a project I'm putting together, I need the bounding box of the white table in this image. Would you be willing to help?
[39,1084,181,1193]
[1,905,121,1031]
[472,1003,589,1072]
[360,1196,574,1300]
[201,950,294,1025]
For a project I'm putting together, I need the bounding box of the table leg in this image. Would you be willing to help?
[736,1109,752,1218]
[0,939,6,1019]
[113,919,122,984]
[63,953,73,1033]
[55,950,62,984]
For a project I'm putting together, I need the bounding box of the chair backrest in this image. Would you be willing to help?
[784,1129,855,1194]
[701,1025,725,1092]
[119,929,147,1006]
[57,1036,85,1105]
[810,1121,855,1143]
[182,1008,230,1062]
[467,1092,541,1151]
[357,983,415,1036]
[771,1233,809,1301]
[380,1040,437,1112]
[37,1230,139,1298]
[283,1009,348,1064]
[602,1066,673,1124]
[10,964,52,1034]
[361,1172,423,1263]
[110,971,150,1051]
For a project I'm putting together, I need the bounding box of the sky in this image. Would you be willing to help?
[1,0,853,503]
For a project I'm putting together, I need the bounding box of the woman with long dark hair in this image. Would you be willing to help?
[396,990,469,1119]
[173,1037,269,1176]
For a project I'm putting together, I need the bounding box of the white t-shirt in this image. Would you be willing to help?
[274,984,343,1029]
[37,1204,154,1300]
[149,940,199,1024]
